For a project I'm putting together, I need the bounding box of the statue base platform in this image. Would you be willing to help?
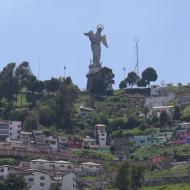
[86,63,102,91]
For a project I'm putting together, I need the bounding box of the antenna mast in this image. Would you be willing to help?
[38,57,41,80]
[134,39,139,76]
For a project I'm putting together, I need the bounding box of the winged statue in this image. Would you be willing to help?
[84,25,108,66]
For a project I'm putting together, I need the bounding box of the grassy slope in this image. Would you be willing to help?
[140,184,190,190]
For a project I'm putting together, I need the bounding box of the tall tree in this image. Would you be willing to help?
[142,67,157,87]
[119,80,127,89]
[15,61,33,89]
[160,111,169,126]
[15,61,34,108]
[126,72,139,88]
[0,63,18,108]
[5,174,28,190]
[44,78,61,93]
[55,78,79,131]
[137,78,147,87]
[116,161,131,190]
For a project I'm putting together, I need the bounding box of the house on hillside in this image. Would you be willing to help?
[0,120,21,141]
[94,124,107,147]
[24,169,53,190]
[147,105,174,119]
[82,136,96,149]
[79,162,102,174]
[79,106,94,118]
[0,165,21,179]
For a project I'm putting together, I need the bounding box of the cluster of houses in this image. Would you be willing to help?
[0,120,109,153]
[0,159,102,190]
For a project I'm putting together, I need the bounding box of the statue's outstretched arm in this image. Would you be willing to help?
[84,31,93,37]
[101,35,108,48]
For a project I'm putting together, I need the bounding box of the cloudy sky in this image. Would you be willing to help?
[0,0,189,89]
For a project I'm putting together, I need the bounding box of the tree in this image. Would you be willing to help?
[142,67,157,86]
[49,184,60,190]
[116,161,131,190]
[131,166,145,190]
[0,63,18,107]
[116,161,145,190]
[90,67,115,96]
[55,79,79,131]
[174,105,181,120]
[23,113,38,131]
[160,111,169,126]
[39,105,54,127]
[182,106,190,121]
[15,61,33,89]
[5,174,28,190]
[126,72,139,88]
[137,78,147,87]
[44,78,61,93]
[119,80,127,89]
[15,61,34,108]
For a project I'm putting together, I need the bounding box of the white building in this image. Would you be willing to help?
[147,105,174,119]
[24,169,53,190]
[0,165,20,179]
[0,120,21,140]
[9,121,21,140]
[29,159,74,172]
[45,136,58,151]
[62,173,78,190]
[80,106,93,118]
[94,124,107,146]
[80,162,102,174]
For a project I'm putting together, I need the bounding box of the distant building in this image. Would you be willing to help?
[147,105,174,119]
[20,131,33,147]
[82,136,96,149]
[0,165,21,179]
[61,173,78,190]
[79,106,93,118]
[45,136,58,151]
[29,159,74,172]
[68,137,83,149]
[0,121,21,140]
[94,124,107,146]
[80,162,102,174]
[24,169,53,190]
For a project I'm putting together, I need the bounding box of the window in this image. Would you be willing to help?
[28,178,34,182]
[40,183,45,187]
[40,176,45,180]
[10,133,12,136]
[0,168,4,172]
[10,127,12,130]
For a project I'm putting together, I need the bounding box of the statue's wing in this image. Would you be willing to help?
[101,35,108,48]
[84,31,93,38]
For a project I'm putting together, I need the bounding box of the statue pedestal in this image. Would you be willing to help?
[86,63,102,91]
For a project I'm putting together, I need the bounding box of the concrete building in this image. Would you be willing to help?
[0,121,21,140]
[0,165,20,179]
[29,159,74,172]
[20,131,33,147]
[82,136,96,149]
[80,162,102,174]
[147,105,174,119]
[24,169,53,190]
[94,124,107,146]
[61,173,78,190]
[45,136,58,151]
[79,106,93,118]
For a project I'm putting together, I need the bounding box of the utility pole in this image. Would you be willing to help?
[64,66,66,79]
[38,57,41,80]
[123,67,126,79]
[134,39,139,76]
